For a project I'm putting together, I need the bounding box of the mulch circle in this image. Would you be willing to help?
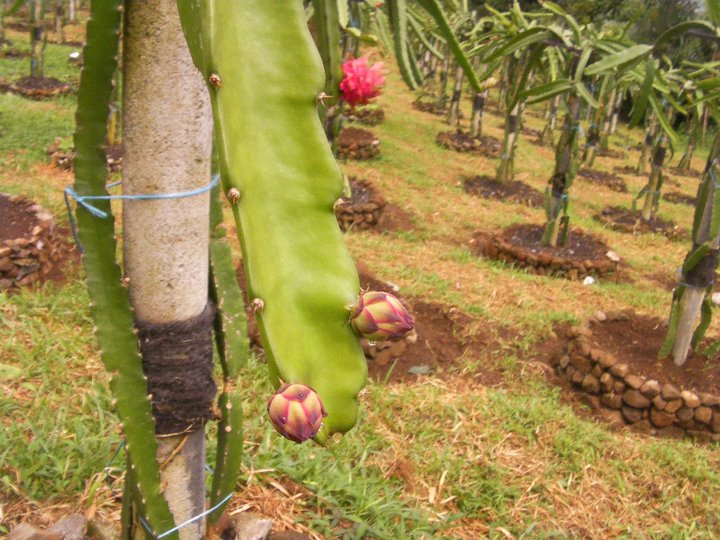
[613,165,640,176]
[345,107,385,126]
[336,127,380,160]
[0,48,30,59]
[411,99,447,116]
[577,168,628,193]
[670,166,702,178]
[598,148,627,160]
[550,310,720,441]
[662,191,696,206]
[463,175,544,207]
[334,177,386,232]
[594,206,685,240]
[435,130,501,158]
[356,263,505,384]
[521,126,541,139]
[472,223,621,281]
[0,76,72,99]
[0,193,76,291]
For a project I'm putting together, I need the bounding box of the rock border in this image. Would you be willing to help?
[346,107,385,126]
[0,194,63,290]
[336,128,380,161]
[594,207,684,240]
[552,313,720,442]
[471,229,620,281]
[334,178,386,231]
[0,78,73,100]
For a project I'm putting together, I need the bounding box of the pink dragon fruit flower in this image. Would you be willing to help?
[339,56,386,108]
[350,291,414,341]
[267,383,327,443]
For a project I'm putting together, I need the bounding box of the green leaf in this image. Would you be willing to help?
[576,82,598,109]
[584,44,652,77]
[337,0,349,28]
[629,58,655,127]
[482,28,553,65]
[519,79,573,105]
[649,93,679,143]
[655,20,717,48]
[415,0,482,92]
[387,0,420,89]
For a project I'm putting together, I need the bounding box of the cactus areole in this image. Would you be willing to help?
[177,0,367,444]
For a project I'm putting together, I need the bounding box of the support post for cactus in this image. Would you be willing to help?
[446,63,463,127]
[664,134,720,366]
[678,113,698,172]
[495,101,521,183]
[123,1,213,538]
[29,0,44,78]
[637,110,657,174]
[470,90,487,139]
[542,93,581,247]
[640,133,670,222]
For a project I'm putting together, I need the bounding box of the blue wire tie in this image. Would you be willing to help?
[103,439,233,539]
[64,174,220,254]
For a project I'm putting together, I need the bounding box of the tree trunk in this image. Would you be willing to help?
[495,101,521,183]
[609,91,621,135]
[68,0,76,23]
[539,94,558,146]
[640,134,669,222]
[543,94,581,247]
[678,114,698,172]
[123,1,213,538]
[671,134,720,365]
[55,1,64,44]
[29,0,44,78]
[446,63,463,127]
[470,90,487,139]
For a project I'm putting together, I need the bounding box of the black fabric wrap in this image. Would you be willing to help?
[474,94,485,109]
[684,247,719,289]
[137,303,217,435]
[508,114,519,133]
[653,146,667,167]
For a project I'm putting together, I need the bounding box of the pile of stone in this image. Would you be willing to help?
[346,107,385,126]
[0,195,63,290]
[334,179,386,232]
[336,128,380,160]
[360,330,418,366]
[476,232,619,281]
[553,313,720,441]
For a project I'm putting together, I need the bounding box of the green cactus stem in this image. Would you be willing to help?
[207,171,248,520]
[661,133,720,366]
[178,0,367,443]
[542,93,581,247]
[71,1,176,538]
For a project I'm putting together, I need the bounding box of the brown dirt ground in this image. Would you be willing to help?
[463,175,544,207]
[587,313,720,395]
[578,168,628,193]
[0,195,40,242]
[501,223,612,262]
[338,127,376,147]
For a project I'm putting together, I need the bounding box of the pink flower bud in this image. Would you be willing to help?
[267,383,327,443]
[350,291,414,341]
[339,57,386,108]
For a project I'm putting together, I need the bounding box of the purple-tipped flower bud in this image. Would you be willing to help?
[350,291,414,341]
[267,383,327,443]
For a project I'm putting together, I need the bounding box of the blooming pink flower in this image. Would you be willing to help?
[339,57,386,108]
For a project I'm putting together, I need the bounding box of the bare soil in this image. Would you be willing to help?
[662,191,696,206]
[595,206,684,239]
[0,195,39,242]
[0,76,72,99]
[578,168,628,193]
[435,130,501,157]
[463,175,544,207]
[502,223,611,262]
[588,313,720,395]
[598,148,627,160]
